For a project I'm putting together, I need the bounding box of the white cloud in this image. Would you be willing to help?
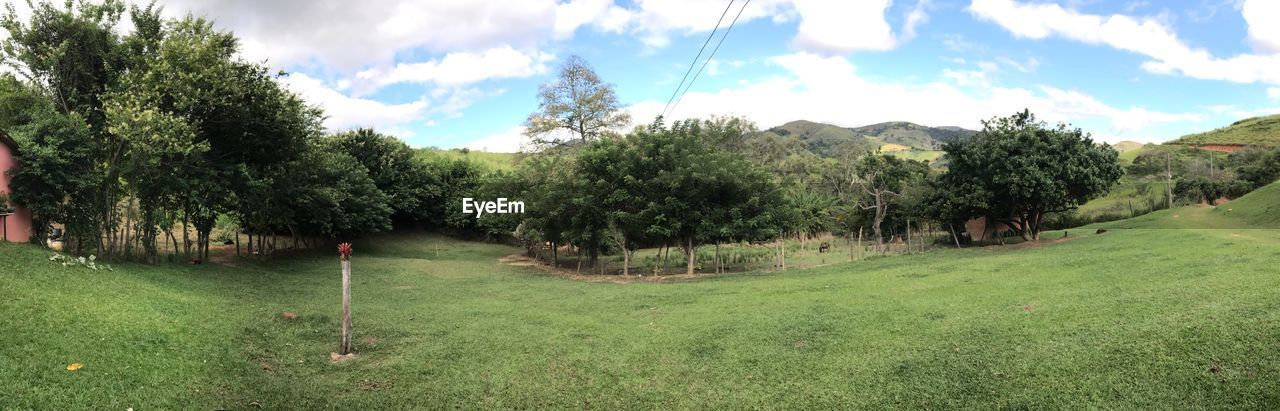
[612,0,927,54]
[460,126,534,152]
[350,46,554,96]
[162,0,561,71]
[968,0,1280,84]
[1242,0,1280,54]
[1269,87,1280,100]
[791,0,897,53]
[554,0,632,39]
[630,52,1200,143]
[281,73,428,131]
[788,0,932,54]
[997,56,1039,73]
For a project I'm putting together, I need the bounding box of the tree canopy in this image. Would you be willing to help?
[931,110,1123,240]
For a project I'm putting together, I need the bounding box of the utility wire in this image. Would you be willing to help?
[668,0,751,118]
[660,0,736,119]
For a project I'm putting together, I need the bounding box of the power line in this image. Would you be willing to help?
[667,0,751,118]
[660,0,736,118]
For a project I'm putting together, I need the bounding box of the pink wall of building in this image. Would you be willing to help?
[1,134,33,243]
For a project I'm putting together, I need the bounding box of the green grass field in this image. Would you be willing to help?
[4,185,1280,408]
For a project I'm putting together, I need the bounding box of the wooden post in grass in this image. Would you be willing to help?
[906,220,913,254]
[338,243,354,355]
[1165,152,1174,209]
[857,226,864,260]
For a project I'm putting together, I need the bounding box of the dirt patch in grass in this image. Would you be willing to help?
[329,352,356,364]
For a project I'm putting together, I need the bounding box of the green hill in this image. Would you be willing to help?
[849,121,975,150]
[764,120,881,156]
[1169,114,1280,147]
[765,120,973,158]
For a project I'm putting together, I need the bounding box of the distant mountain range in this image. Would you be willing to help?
[757,120,977,158]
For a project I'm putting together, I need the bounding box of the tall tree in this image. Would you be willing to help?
[850,155,926,250]
[524,55,630,148]
[935,110,1122,241]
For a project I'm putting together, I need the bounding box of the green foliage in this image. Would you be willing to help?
[0,5,434,261]
[277,140,393,238]
[932,110,1123,240]
[331,129,438,226]
[524,55,630,147]
[1230,146,1280,189]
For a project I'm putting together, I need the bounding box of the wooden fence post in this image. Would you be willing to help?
[338,243,353,355]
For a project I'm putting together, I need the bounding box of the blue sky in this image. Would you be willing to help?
[144,0,1280,150]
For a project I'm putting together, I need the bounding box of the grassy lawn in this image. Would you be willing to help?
[5,215,1280,408]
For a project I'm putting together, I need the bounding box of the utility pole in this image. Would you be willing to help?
[1165,152,1174,209]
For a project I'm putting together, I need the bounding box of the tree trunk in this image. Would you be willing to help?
[773,233,783,271]
[622,248,631,276]
[552,241,558,269]
[340,258,353,355]
[683,237,696,275]
[949,223,962,248]
[905,219,913,253]
[872,199,886,251]
[857,226,864,260]
[715,241,721,274]
[182,213,190,260]
[848,230,854,261]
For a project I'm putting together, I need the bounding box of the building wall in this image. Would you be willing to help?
[0,140,32,243]
[964,216,1012,241]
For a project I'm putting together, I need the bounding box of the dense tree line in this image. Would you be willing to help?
[0,1,482,262]
[476,118,791,275]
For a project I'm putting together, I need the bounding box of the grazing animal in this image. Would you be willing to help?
[190,258,203,265]
[1095,229,1108,235]
[818,242,830,253]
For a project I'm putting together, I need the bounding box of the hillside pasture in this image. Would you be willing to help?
[1170,114,1280,147]
[4,212,1280,408]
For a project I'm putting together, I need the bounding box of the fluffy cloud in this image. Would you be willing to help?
[579,0,927,54]
[1269,87,1280,100]
[162,0,560,71]
[968,0,1280,84]
[350,47,554,96]
[281,73,428,131]
[790,0,897,53]
[461,126,535,152]
[553,0,632,39]
[630,52,1199,143]
[1242,0,1280,54]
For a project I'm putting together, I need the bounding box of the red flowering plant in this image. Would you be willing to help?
[337,243,353,261]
